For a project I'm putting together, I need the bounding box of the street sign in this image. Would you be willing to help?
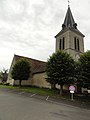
[70,91,74,93]
[69,86,75,91]
[69,86,75,101]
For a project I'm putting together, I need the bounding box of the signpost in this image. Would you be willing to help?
[69,86,75,101]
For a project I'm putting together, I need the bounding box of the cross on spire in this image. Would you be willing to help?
[68,0,70,7]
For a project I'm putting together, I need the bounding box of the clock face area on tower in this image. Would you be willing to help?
[75,54,80,60]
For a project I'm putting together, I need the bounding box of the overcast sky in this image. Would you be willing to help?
[0,0,90,70]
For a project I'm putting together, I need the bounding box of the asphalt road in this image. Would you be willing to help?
[0,90,90,120]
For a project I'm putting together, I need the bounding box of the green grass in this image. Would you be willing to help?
[0,85,57,96]
[19,87,57,96]
[0,84,15,89]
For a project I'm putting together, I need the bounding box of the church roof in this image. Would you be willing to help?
[55,27,85,38]
[63,6,76,28]
[55,6,85,38]
[14,54,46,74]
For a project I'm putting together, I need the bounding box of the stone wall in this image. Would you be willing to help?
[7,72,51,88]
[32,73,51,88]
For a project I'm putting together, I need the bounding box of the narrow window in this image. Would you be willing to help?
[62,37,65,50]
[77,39,79,51]
[59,39,62,50]
[74,37,77,50]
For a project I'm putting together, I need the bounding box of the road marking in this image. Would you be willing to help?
[46,99,60,105]
[30,94,36,97]
[18,92,25,95]
[46,96,49,101]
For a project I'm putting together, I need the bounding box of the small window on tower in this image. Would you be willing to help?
[59,39,62,50]
[74,37,77,50]
[77,39,79,51]
[62,37,65,50]
[74,37,80,51]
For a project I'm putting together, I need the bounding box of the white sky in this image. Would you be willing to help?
[0,0,90,70]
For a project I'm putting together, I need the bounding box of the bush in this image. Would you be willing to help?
[0,82,3,85]
[3,83,10,86]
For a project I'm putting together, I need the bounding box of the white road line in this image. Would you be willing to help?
[46,99,61,104]
[46,96,49,101]
[18,92,25,95]
[30,94,36,97]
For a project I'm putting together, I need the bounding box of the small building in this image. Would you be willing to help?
[7,54,50,88]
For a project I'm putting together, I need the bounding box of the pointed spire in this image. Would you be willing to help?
[62,6,77,30]
[68,0,70,8]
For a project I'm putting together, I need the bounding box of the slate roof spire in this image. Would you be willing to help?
[62,5,77,30]
[55,3,85,38]
[68,0,70,8]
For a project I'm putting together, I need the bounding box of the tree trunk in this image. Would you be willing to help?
[19,80,22,87]
[77,84,82,93]
[51,83,56,89]
[60,85,63,95]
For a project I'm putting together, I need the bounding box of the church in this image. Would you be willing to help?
[7,5,85,89]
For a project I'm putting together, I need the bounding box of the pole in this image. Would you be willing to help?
[71,93,73,101]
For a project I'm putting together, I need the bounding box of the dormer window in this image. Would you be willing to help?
[62,24,66,30]
[73,23,77,29]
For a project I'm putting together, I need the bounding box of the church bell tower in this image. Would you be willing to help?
[55,5,85,60]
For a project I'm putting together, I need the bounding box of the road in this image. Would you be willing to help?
[0,89,90,120]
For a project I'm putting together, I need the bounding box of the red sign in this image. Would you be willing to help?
[69,86,75,91]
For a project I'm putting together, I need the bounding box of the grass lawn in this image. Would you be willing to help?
[0,84,58,96]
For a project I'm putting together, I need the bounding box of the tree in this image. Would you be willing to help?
[11,58,31,87]
[0,69,8,83]
[78,50,90,89]
[46,50,75,95]
[0,71,3,80]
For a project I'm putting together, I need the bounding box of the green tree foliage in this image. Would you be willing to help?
[0,71,3,80]
[0,69,8,83]
[2,69,8,82]
[46,50,75,95]
[79,50,90,88]
[11,58,31,87]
